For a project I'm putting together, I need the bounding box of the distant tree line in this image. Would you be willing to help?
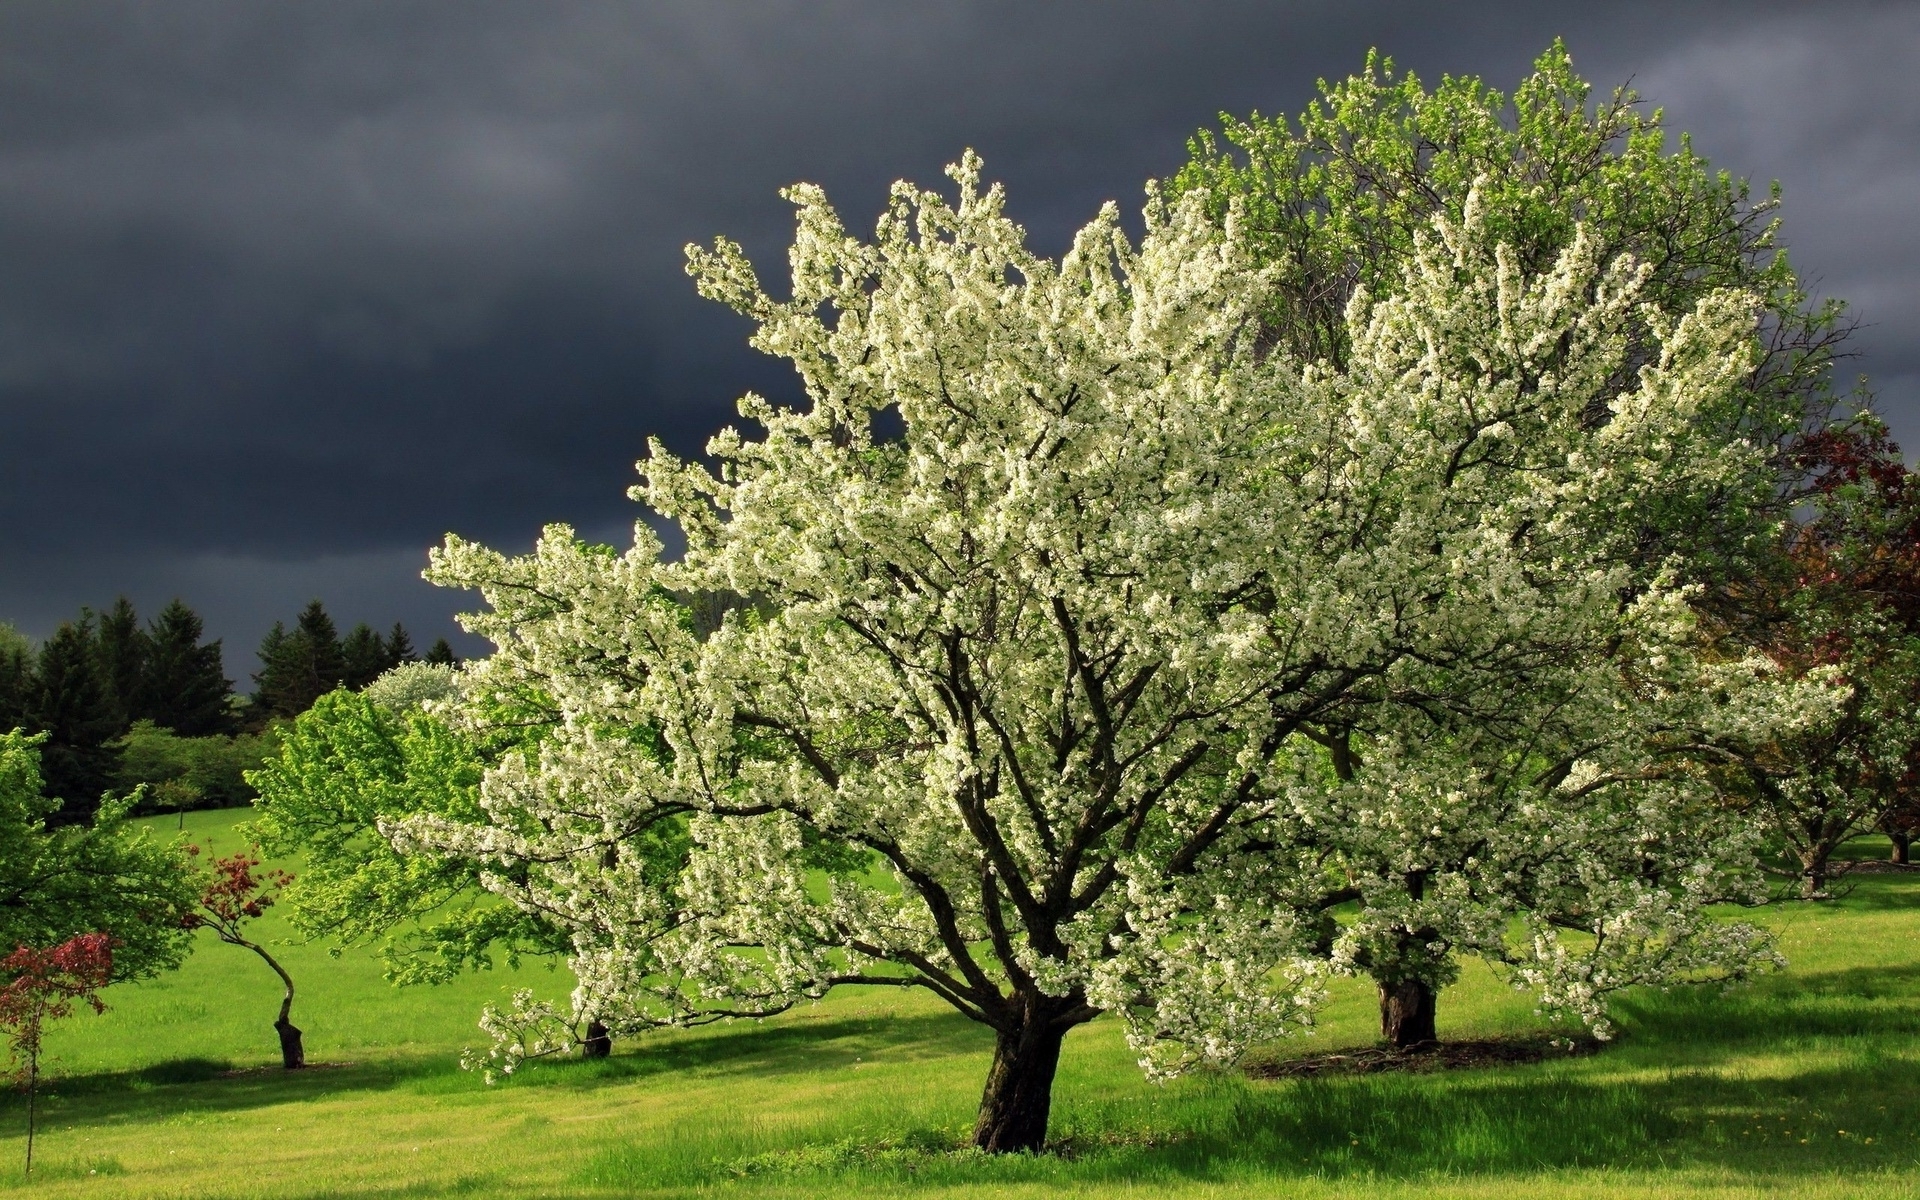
[249,600,455,721]
[0,596,455,823]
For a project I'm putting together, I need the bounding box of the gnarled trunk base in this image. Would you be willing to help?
[974,1017,1068,1153]
[276,1018,305,1069]
[1893,832,1911,866]
[1380,978,1437,1049]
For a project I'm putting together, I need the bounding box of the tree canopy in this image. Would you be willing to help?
[0,731,196,982]
[390,125,1827,1149]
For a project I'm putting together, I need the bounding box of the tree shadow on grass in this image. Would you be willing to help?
[594,1052,1920,1191]
[0,1053,457,1133]
[1612,962,1920,1056]
[585,961,1920,1191]
[0,1008,985,1135]
[1093,962,1920,1184]
[490,1008,986,1092]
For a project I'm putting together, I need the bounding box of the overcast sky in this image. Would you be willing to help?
[2,0,1916,677]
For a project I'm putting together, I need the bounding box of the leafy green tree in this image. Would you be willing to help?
[28,620,121,825]
[117,721,277,824]
[1173,39,1850,598]
[92,598,147,732]
[248,689,564,987]
[424,638,458,667]
[0,730,196,981]
[140,600,233,737]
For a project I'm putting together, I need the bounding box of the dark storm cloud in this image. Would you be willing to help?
[1,1,1916,661]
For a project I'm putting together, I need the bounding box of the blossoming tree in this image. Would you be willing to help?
[406,154,1806,1151]
[1172,42,1864,1044]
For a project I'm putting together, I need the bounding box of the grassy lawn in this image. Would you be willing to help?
[0,808,1914,1197]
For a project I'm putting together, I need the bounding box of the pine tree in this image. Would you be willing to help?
[93,597,147,734]
[0,624,33,735]
[295,602,345,697]
[424,638,457,667]
[252,603,348,719]
[340,623,387,690]
[28,619,122,825]
[141,600,233,737]
[250,622,297,720]
[385,623,417,668]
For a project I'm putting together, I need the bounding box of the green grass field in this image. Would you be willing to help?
[0,807,1915,1198]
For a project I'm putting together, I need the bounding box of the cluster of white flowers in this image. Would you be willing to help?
[406,154,1825,1085]
[360,661,461,713]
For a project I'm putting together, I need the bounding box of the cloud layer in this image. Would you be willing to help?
[2,1,1913,667]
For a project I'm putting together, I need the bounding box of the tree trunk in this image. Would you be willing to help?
[1379,977,1437,1049]
[1800,855,1830,900]
[238,937,305,1068]
[583,1020,612,1058]
[23,1054,36,1176]
[1892,832,1911,865]
[275,1017,305,1070]
[973,1015,1069,1153]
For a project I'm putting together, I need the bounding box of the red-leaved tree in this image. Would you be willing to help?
[0,933,113,1176]
[187,848,304,1068]
[1720,422,1920,894]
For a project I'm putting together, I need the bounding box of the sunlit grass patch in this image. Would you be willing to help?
[0,811,1913,1198]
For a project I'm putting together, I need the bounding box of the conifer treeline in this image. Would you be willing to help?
[0,598,233,818]
[0,596,454,822]
[248,600,454,718]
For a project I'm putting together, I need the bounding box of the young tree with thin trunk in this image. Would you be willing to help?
[399,149,1805,1151]
[186,848,304,1068]
[0,933,113,1176]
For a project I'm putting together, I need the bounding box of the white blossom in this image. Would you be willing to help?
[404,155,1817,1088]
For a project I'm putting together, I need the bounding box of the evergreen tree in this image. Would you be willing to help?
[92,597,147,733]
[295,601,346,695]
[385,623,417,668]
[252,603,348,719]
[141,599,233,737]
[424,638,457,667]
[251,622,298,720]
[28,619,121,825]
[0,624,31,735]
[340,623,387,690]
